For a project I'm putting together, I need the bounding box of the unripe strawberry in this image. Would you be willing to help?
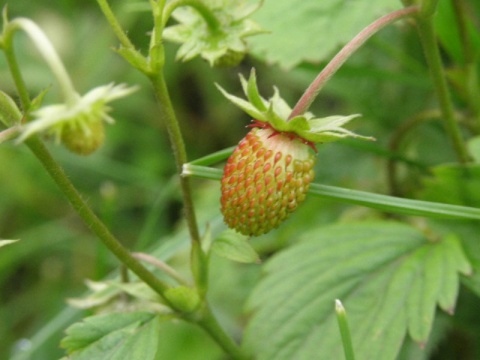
[61,119,105,155]
[216,69,373,236]
[212,49,246,68]
[221,125,315,236]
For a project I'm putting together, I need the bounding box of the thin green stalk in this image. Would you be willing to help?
[96,0,136,50]
[182,164,480,220]
[148,74,245,359]
[194,305,249,360]
[148,73,201,245]
[1,32,31,110]
[452,0,480,131]
[8,18,78,105]
[415,14,470,163]
[25,136,173,305]
[289,6,420,119]
[335,300,355,360]
[94,3,244,357]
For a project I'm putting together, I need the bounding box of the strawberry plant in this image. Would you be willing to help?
[1,0,480,359]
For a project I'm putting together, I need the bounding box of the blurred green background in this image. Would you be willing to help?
[1,0,479,359]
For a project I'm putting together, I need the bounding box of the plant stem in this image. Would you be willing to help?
[415,14,470,163]
[335,300,355,360]
[25,136,173,304]
[148,72,245,360]
[132,252,190,286]
[162,0,221,30]
[194,305,249,360]
[96,4,243,358]
[1,30,31,110]
[96,0,137,50]
[289,6,420,119]
[149,73,201,245]
[6,18,78,105]
[452,0,480,131]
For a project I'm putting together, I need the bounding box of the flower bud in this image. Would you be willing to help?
[60,119,105,155]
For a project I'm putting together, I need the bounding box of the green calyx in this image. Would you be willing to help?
[216,68,375,144]
[163,0,266,66]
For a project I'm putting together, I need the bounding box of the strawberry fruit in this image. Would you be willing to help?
[217,69,373,236]
[221,125,315,236]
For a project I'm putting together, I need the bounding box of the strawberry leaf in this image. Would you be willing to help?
[0,90,22,127]
[249,0,400,69]
[61,311,160,359]
[212,229,260,263]
[244,222,471,359]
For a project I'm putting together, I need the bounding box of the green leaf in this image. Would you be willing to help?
[244,222,471,359]
[182,164,480,221]
[468,136,480,163]
[212,229,260,264]
[67,279,164,311]
[215,83,266,121]
[0,90,22,127]
[249,0,401,69]
[61,311,159,359]
[243,69,267,111]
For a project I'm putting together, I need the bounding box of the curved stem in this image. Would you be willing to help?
[415,14,470,163]
[96,0,136,50]
[5,18,78,105]
[25,136,173,305]
[289,6,420,119]
[132,252,190,286]
[1,29,32,110]
[162,0,221,30]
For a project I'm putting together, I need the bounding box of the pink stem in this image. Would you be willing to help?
[289,6,420,119]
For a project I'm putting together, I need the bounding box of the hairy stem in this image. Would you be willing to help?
[289,6,420,119]
[26,136,173,304]
[415,14,470,163]
[194,305,249,360]
[96,0,137,50]
[149,73,201,244]
[452,0,480,131]
[5,18,78,105]
[1,28,31,110]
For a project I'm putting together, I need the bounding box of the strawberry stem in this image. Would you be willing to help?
[289,6,420,119]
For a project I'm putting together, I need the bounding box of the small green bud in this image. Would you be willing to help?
[165,286,200,313]
[60,119,105,155]
[212,49,246,68]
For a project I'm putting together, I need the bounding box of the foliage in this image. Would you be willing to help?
[1,0,480,360]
